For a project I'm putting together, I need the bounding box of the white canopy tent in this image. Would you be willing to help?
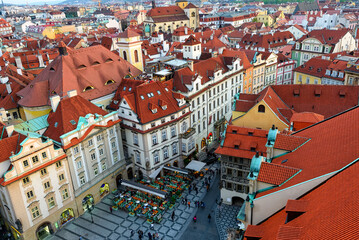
[149,165,164,179]
[185,160,206,172]
[121,180,167,198]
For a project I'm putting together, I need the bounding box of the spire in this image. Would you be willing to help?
[152,0,156,9]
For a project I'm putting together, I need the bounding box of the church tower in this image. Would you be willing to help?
[117,29,144,72]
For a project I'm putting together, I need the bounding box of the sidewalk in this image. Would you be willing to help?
[50,163,220,240]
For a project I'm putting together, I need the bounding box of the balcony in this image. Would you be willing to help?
[181,127,196,139]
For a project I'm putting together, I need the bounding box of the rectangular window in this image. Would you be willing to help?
[59,174,64,181]
[182,143,186,152]
[162,129,167,141]
[44,181,50,189]
[88,139,93,146]
[23,160,29,168]
[94,167,98,176]
[62,188,69,200]
[48,197,55,209]
[80,176,86,185]
[40,168,47,176]
[23,177,29,184]
[96,135,101,142]
[133,133,138,145]
[42,152,47,159]
[99,148,104,156]
[152,134,158,145]
[112,141,116,149]
[135,152,141,164]
[31,206,40,219]
[154,152,159,164]
[172,143,178,155]
[32,156,39,164]
[171,126,176,137]
[163,148,169,159]
[74,147,79,154]
[102,162,107,171]
[27,190,34,199]
[56,161,62,168]
[109,128,114,135]
[77,160,82,169]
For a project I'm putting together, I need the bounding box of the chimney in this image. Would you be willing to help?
[16,68,22,75]
[1,76,9,84]
[58,41,68,56]
[14,56,23,69]
[5,125,14,137]
[0,108,8,123]
[50,95,61,112]
[6,82,12,94]
[184,27,188,35]
[37,54,45,67]
[188,60,194,71]
[67,89,77,98]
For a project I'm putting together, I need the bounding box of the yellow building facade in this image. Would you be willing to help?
[232,100,288,131]
[294,72,322,85]
[118,33,144,72]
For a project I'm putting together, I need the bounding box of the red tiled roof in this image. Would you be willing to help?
[257,162,301,185]
[293,57,331,78]
[173,26,194,36]
[244,225,264,238]
[252,150,359,239]
[290,112,324,124]
[256,105,359,198]
[17,45,141,108]
[183,35,201,46]
[147,6,185,17]
[285,199,309,213]
[215,125,268,159]
[44,95,108,143]
[274,133,309,151]
[0,125,26,164]
[271,85,359,119]
[276,225,303,240]
[119,80,187,124]
[118,28,141,38]
[297,28,350,45]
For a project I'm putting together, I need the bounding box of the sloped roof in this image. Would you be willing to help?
[249,153,359,239]
[183,35,201,46]
[297,28,350,45]
[120,80,187,124]
[290,112,324,124]
[273,133,309,151]
[118,28,141,38]
[215,125,268,159]
[147,6,186,17]
[44,95,108,143]
[0,124,26,164]
[17,45,141,108]
[256,105,359,198]
[257,162,301,185]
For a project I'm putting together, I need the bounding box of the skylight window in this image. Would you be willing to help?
[54,122,58,128]
[123,87,127,91]
[70,120,76,125]
[157,90,161,95]
[129,87,132,91]
[165,87,169,92]
[140,95,145,100]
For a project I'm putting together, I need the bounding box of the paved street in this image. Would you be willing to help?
[50,163,221,240]
[179,172,220,240]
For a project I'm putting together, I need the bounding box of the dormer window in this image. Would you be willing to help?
[105,80,115,85]
[92,61,100,65]
[83,86,94,92]
[152,108,157,114]
[50,67,55,72]
[105,58,113,63]
[162,105,167,110]
[78,64,86,69]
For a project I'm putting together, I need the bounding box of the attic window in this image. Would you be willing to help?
[281,159,288,164]
[147,92,154,98]
[157,90,161,95]
[105,58,113,63]
[105,80,115,85]
[140,95,145,100]
[232,130,237,134]
[248,131,253,136]
[250,147,256,152]
[152,108,157,114]
[162,105,167,110]
[123,87,127,91]
[234,145,239,149]
[314,89,321,97]
[92,61,100,65]
[50,67,55,72]
[70,120,76,125]
[83,86,94,92]
[78,64,86,69]
[165,87,169,92]
[293,89,300,97]
[54,122,58,128]
[339,90,346,98]
[129,87,132,91]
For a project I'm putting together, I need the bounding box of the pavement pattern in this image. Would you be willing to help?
[50,163,220,240]
[215,204,241,240]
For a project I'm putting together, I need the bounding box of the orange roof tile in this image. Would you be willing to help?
[273,134,309,151]
[257,162,301,185]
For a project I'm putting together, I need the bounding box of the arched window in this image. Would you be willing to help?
[105,80,115,85]
[123,51,127,61]
[134,50,139,63]
[83,86,94,92]
[258,104,265,113]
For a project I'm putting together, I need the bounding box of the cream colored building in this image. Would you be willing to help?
[117,29,144,72]
[0,129,75,240]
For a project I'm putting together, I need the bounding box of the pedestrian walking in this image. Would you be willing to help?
[187,201,191,208]
[130,230,135,237]
[171,211,175,221]
[148,232,153,240]
[206,184,210,192]
[208,214,211,223]
[195,187,198,194]
[185,197,188,203]
[110,206,113,213]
